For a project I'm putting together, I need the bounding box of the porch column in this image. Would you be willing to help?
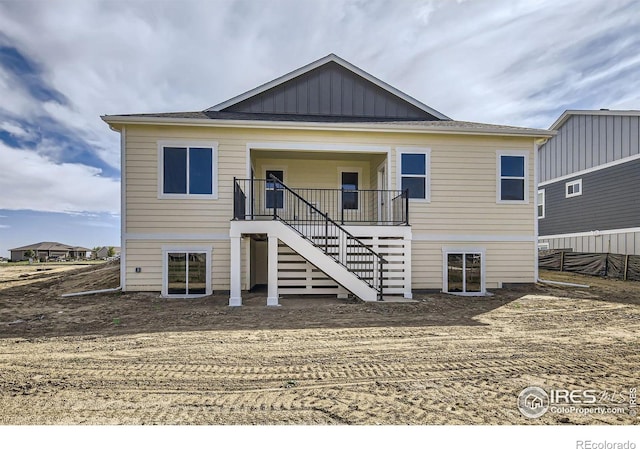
[404,236,413,299]
[267,235,279,306]
[229,236,242,306]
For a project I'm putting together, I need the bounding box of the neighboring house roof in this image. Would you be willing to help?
[70,246,92,252]
[549,109,640,130]
[9,242,78,252]
[98,246,120,253]
[102,54,554,139]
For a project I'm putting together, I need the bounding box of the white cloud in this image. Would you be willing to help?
[0,142,119,214]
[0,121,29,138]
[0,0,638,189]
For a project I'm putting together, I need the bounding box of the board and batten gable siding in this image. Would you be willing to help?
[223,61,437,120]
[539,114,640,183]
[539,157,640,236]
[123,124,538,290]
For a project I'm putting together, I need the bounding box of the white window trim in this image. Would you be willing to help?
[337,166,363,212]
[157,140,219,199]
[497,150,529,204]
[565,179,582,198]
[537,189,545,219]
[442,247,486,295]
[396,147,431,203]
[538,242,550,250]
[161,245,213,298]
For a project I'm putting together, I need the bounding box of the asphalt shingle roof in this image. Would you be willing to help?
[105,110,549,134]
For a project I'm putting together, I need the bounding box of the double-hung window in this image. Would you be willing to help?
[537,189,545,218]
[497,151,528,203]
[565,179,582,198]
[397,148,430,201]
[159,142,218,198]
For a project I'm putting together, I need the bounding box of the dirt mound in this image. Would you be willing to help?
[56,261,120,295]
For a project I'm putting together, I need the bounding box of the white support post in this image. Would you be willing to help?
[267,235,279,306]
[403,237,413,299]
[229,236,242,306]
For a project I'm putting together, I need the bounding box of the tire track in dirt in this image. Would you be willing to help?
[1,287,639,424]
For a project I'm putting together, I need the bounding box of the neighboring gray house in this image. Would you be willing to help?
[538,110,640,255]
[95,246,121,259]
[9,242,92,262]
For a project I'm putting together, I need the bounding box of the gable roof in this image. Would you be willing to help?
[550,109,640,130]
[206,54,450,121]
[102,54,554,138]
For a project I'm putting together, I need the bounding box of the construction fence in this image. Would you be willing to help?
[539,250,640,281]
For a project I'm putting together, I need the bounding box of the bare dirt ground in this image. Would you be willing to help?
[0,262,638,425]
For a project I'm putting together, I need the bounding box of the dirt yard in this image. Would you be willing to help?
[0,262,638,425]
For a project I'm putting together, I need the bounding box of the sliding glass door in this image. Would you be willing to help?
[165,250,209,296]
[444,249,484,294]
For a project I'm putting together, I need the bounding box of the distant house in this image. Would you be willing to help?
[95,246,121,259]
[9,242,92,262]
[538,110,640,255]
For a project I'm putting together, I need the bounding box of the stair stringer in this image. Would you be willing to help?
[274,222,378,302]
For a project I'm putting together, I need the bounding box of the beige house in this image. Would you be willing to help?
[103,54,553,304]
[10,242,91,262]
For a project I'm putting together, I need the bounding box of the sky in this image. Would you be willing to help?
[0,0,639,257]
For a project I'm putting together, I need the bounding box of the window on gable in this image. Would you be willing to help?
[565,179,582,198]
[400,152,428,200]
[537,189,545,219]
[498,154,526,202]
[161,144,216,197]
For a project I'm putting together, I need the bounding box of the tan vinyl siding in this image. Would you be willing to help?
[123,123,537,292]
[253,157,371,189]
[126,125,535,236]
[412,241,536,290]
[125,239,233,292]
[400,138,535,234]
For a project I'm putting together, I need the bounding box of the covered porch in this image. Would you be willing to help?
[234,146,409,226]
[229,145,412,306]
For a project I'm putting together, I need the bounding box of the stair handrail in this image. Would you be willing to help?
[269,174,387,299]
